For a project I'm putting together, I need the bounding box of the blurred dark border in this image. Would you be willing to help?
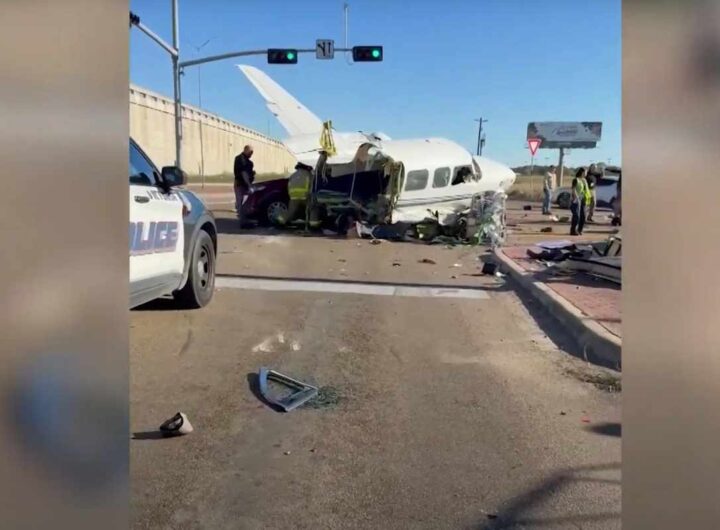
[624,1,720,528]
[0,1,129,528]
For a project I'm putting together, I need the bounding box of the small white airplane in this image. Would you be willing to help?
[237,65,516,225]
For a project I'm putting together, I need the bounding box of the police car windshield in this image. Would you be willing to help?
[129,143,157,186]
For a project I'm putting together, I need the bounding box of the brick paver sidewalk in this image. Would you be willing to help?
[502,244,621,338]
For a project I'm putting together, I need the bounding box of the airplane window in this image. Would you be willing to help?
[452,166,472,186]
[433,167,450,188]
[405,170,429,191]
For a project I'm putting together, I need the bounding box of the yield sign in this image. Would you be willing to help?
[528,138,542,156]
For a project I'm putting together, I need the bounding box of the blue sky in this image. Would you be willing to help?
[130,0,621,167]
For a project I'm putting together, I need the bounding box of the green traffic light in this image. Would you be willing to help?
[287,52,296,60]
[371,49,380,58]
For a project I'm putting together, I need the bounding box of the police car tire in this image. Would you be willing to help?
[175,230,215,308]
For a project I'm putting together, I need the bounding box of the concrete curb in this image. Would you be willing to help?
[493,248,622,370]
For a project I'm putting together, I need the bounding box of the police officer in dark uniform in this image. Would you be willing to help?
[233,145,255,227]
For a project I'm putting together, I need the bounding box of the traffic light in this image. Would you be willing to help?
[352,46,383,62]
[267,49,298,64]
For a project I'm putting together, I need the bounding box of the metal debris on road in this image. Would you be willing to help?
[370,239,382,245]
[523,205,532,211]
[481,262,498,275]
[540,227,553,233]
[159,412,193,437]
[419,258,437,265]
[258,368,318,412]
[302,385,343,409]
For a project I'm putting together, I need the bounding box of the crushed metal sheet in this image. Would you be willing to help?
[258,367,318,412]
[537,240,574,250]
[556,256,621,283]
[481,262,498,275]
[301,386,343,409]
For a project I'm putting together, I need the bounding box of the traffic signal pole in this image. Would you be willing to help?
[178,47,358,69]
[131,3,382,171]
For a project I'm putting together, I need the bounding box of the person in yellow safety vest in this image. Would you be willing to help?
[570,167,590,236]
[283,164,312,225]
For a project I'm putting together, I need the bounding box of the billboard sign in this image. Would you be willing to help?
[526,122,602,148]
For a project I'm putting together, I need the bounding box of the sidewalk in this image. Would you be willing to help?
[495,241,621,370]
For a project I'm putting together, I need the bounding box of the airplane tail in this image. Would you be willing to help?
[237,65,323,137]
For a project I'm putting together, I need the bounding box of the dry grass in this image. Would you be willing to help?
[508,175,545,201]
[508,174,573,202]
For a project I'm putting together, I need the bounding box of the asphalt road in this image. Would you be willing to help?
[130,206,621,529]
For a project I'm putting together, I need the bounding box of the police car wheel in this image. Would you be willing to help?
[175,230,215,308]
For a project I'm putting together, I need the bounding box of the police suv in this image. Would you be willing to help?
[129,138,217,308]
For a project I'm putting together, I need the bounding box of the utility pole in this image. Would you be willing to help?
[193,38,213,188]
[474,118,488,156]
[557,147,565,188]
[171,0,182,169]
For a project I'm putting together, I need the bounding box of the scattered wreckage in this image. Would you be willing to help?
[526,234,622,284]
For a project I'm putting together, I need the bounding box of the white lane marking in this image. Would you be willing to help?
[215,276,490,300]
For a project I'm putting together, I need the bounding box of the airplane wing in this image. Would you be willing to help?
[237,65,323,136]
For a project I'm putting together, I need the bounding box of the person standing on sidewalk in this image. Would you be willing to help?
[570,167,589,236]
[612,170,622,226]
[586,163,600,223]
[542,165,556,215]
[233,145,255,227]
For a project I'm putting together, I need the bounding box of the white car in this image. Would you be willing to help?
[553,172,619,210]
[129,138,217,309]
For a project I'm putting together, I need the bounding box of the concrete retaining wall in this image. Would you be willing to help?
[129,84,296,176]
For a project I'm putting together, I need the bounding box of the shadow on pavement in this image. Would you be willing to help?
[508,285,582,359]
[131,431,166,441]
[475,462,621,529]
[132,297,194,312]
[586,422,622,437]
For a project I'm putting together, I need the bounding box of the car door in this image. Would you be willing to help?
[129,141,185,306]
[596,177,618,205]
